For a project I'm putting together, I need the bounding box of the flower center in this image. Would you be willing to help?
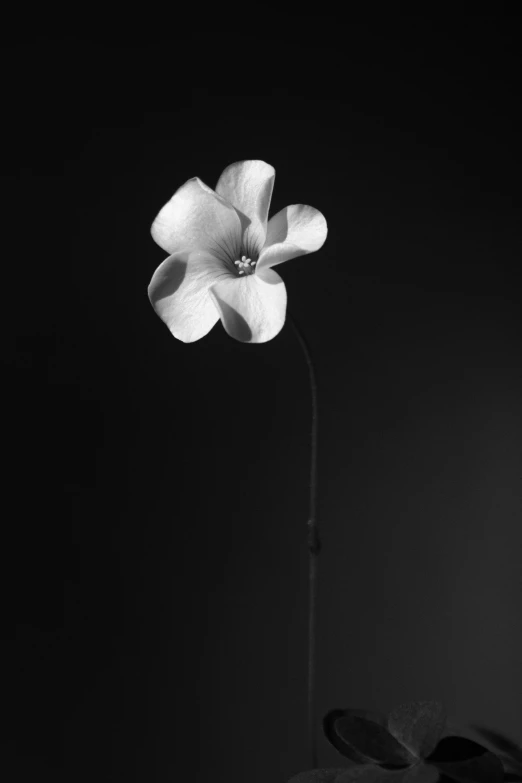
[234,255,257,276]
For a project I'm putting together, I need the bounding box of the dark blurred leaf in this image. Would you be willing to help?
[324,710,384,764]
[469,723,522,768]
[427,736,504,782]
[427,736,496,763]
[334,714,415,766]
[387,701,447,759]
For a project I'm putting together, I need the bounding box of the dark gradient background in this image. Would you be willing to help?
[2,19,522,782]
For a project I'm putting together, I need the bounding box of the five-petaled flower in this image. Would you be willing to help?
[148,160,328,343]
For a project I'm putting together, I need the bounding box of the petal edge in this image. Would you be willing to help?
[151,177,243,261]
[257,204,328,271]
[148,249,226,343]
[215,160,276,255]
[209,268,287,343]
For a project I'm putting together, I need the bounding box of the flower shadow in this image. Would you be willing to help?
[150,257,188,301]
[210,290,252,342]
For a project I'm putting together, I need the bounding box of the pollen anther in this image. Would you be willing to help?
[235,254,256,276]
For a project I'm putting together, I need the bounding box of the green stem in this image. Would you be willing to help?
[288,312,321,771]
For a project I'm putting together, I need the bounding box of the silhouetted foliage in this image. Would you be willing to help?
[469,723,522,781]
[289,701,506,783]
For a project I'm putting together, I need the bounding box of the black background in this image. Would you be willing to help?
[2,18,522,782]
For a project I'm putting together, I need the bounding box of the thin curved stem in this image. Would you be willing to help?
[288,312,321,771]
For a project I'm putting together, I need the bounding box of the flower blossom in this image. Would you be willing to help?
[148,160,327,343]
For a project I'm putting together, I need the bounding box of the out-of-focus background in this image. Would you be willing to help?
[2,18,521,782]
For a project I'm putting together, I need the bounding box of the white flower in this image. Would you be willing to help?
[148,160,328,343]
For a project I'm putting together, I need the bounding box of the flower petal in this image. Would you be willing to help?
[148,249,229,343]
[151,177,243,260]
[256,204,328,271]
[215,160,275,255]
[209,267,287,343]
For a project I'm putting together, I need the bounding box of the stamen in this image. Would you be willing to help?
[234,253,256,276]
